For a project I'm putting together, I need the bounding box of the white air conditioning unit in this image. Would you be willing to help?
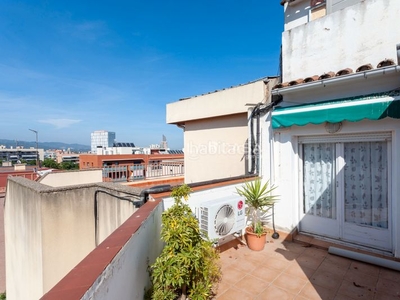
[193,195,246,240]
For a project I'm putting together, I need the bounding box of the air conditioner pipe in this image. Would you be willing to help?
[139,184,172,204]
[140,175,262,205]
[328,246,400,272]
[94,189,146,246]
[249,100,282,175]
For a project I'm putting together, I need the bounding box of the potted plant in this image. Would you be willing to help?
[150,184,221,300]
[236,179,278,251]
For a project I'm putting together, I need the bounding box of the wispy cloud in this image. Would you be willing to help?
[39,118,81,129]
[62,20,109,43]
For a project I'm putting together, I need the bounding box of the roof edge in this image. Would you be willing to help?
[178,76,278,101]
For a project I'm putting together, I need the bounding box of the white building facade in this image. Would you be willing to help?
[263,0,400,258]
[90,130,116,153]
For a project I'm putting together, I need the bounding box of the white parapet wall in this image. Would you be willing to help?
[39,169,103,187]
[81,202,164,300]
[5,178,141,300]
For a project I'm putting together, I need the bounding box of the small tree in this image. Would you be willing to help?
[60,161,79,170]
[42,158,60,169]
[236,179,278,237]
[150,184,221,300]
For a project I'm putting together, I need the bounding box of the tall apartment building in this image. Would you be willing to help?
[90,130,116,153]
[0,145,44,163]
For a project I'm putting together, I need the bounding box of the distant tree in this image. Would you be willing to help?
[43,158,60,169]
[26,160,37,166]
[60,162,79,170]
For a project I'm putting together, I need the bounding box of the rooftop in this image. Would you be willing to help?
[39,181,400,299]
[215,235,400,299]
[178,76,277,101]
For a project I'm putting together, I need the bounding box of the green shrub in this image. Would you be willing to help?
[150,184,221,300]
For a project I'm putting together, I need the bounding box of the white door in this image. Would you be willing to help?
[299,136,392,251]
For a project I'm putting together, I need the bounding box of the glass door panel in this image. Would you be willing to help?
[300,143,339,238]
[342,141,391,250]
[303,143,336,219]
[343,142,388,228]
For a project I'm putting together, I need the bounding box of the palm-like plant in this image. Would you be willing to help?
[236,179,278,237]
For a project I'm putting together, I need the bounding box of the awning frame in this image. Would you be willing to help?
[272,90,400,129]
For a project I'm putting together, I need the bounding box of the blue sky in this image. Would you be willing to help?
[0,1,283,149]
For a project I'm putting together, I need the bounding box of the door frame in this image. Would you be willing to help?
[298,132,393,251]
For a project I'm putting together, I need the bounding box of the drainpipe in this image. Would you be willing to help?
[397,43,400,65]
[249,99,282,175]
[329,247,400,272]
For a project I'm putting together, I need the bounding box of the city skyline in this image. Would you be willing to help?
[0,1,283,149]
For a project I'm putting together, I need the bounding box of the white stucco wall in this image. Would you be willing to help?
[166,79,268,124]
[39,169,103,187]
[5,178,141,300]
[282,0,400,82]
[81,202,164,300]
[167,78,278,184]
[5,180,44,300]
[183,114,249,184]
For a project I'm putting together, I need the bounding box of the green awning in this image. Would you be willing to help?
[272,90,400,129]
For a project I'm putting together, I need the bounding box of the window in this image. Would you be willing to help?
[310,0,326,21]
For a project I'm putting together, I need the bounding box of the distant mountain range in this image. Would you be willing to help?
[0,139,90,152]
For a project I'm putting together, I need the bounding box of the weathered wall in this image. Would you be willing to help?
[183,113,248,184]
[168,78,278,184]
[282,0,400,82]
[96,188,138,243]
[166,79,268,124]
[81,202,164,300]
[5,178,44,300]
[5,178,141,300]
[40,186,98,294]
[39,169,103,187]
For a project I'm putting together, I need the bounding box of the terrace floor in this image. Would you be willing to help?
[215,235,400,300]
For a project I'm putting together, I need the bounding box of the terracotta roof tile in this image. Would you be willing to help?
[273,82,290,89]
[304,75,320,83]
[336,68,353,76]
[289,78,304,86]
[356,63,373,72]
[272,59,397,90]
[377,59,395,68]
[318,71,335,80]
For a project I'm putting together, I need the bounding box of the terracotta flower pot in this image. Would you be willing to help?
[245,226,267,251]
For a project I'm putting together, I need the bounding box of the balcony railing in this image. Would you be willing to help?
[102,161,184,183]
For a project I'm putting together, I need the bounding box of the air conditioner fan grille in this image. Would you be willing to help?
[214,204,235,236]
